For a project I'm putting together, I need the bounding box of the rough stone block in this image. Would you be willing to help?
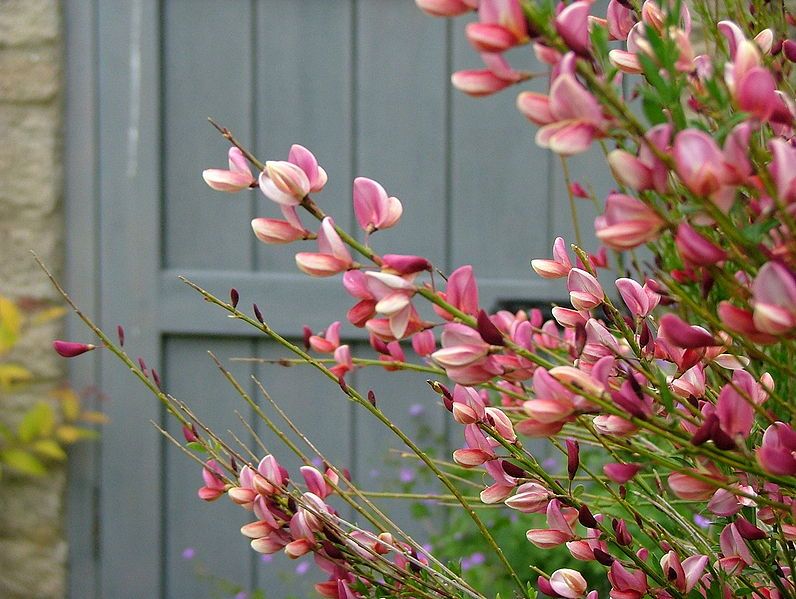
[0,46,59,102]
[0,104,61,220]
[0,0,59,48]
[0,212,63,301]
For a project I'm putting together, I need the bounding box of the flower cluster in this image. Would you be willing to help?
[56,0,796,597]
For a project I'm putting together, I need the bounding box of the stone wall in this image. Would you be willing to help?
[0,1,66,598]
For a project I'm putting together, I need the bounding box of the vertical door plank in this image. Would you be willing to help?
[163,0,255,270]
[450,29,553,282]
[253,338,353,595]
[64,0,100,596]
[97,1,162,596]
[255,0,354,274]
[355,1,448,264]
[352,348,450,543]
[163,337,255,598]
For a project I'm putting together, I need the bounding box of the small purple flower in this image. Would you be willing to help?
[369,468,381,479]
[461,557,473,571]
[469,552,485,566]
[693,514,712,529]
[399,467,416,484]
[234,593,248,599]
[260,554,273,564]
[295,561,310,575]
[542,457,558,470]
[409,403,425,417]
[311,456,324,468]
[181,547,196,560]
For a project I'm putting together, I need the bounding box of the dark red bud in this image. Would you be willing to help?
[138,356,148,372]
[230,288,240,308]
[594,548,614,565]
[501,460,527,478]
[691,413,718,446]
[117,325,125,347]
[253,303,264,324]
[536,576,556,596]
[477,310,505,346]
[182,425,199,443]
[784,39,796,62]
[578,504,597,528]
[367,389,376,406]
[370,335,390,355]
[53,340,97,358]
[338,376,348,393]
[566,439,580,480]
[735,517,767,540]
[230,456,238,474]
[302,325,312,351]
[152,368,162,389]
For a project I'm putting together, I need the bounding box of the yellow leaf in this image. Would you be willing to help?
[56,425,98,444]
[52,388,81,421]
[32,439,67,461]
[30,306,68,326]
[0,296,22,354]
[80,411,109,425]
[0,364,33,388]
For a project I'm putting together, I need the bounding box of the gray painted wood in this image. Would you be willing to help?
[67,1,615,597]
[163,337,256,598]
[163,0,254,270]
[64,0,100,597]
[255,0,354,274]
[355,1,449,265]
[96,1,163,597]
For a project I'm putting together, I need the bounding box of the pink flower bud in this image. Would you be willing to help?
[251,218,306,244]
[53,340,97,358]
[505,482,550,513]
[202,147,255,192]
[603,462,641,484]
[556,1,592,56]
[567,269,604,311]
[259,161,310,206]
[675,223,727,266]
[673,129,731,196]
[415,0,476,17]
[658,313,715,349]
[595,193,664,250]
[353,177,403,232]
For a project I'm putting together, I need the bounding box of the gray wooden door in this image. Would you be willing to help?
[63,1,610,598]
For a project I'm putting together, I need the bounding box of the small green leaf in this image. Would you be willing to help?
[186,441,207,454]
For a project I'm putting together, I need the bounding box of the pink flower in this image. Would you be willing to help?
[353,177,403,233]
[758,422,796,475]
[295,217,354,277]
[197,460,227,501]
[607,124,672,193]
[603,462,642,484]
[615,278,660,318]
[567,268,604,311]
[517,71,606,155]
[594,193,664,250]
[658,313,715,349]
[531,237,573,279]
[53,340,97,358]
[751,261,796,335]
[452,52,530,97]
[673,129,732,197]
[526,499,576,548]
[659,552,708,593]
[308,321,342,353]
[608,562,648,599]
[434,264,480,320]
[555,1,592,56]
[768,138,796,204]
[432,323,502,384]
[415,0,476,17]
[466,0,528,52]
[203,147,255,192]
[674,223,727,266]
[549,568,588,598]
[505,482,550,513]
[259,145,327,206]
[251,217,307,244]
